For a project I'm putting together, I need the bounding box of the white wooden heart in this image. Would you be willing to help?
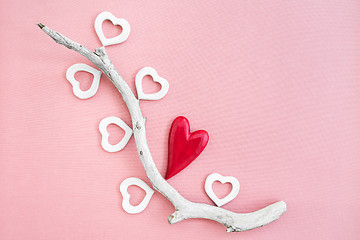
[120,177,154,214]
[99,116,133,152]
[205,173,240,207]
[66,63,101,99]
[94,11,131,47]
[135,67,169,100]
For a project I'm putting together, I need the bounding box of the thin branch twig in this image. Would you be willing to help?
[37,23,287,232]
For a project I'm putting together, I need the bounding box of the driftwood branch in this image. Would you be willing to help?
[37,23,287,232]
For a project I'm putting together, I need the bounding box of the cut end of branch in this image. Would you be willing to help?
[37,23,45,29]
[168,211,184,224]
[168,214,174,224]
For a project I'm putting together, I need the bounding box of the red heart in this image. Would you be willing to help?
[165,116,209,179]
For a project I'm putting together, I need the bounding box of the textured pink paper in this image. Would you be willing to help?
[1,1,360,239]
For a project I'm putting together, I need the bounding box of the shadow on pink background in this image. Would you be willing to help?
[1,1,359,239]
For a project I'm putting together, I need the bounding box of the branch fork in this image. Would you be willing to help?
[38,23,287,232]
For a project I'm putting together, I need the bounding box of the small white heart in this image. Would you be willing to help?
[135,67,169,100]
[94,11,131,47]
[205,173,240,207]
[66,63,101,99]
[99,116,133,152]
[120,177,154,214]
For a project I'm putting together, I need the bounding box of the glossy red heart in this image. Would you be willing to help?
[165,116,209,179]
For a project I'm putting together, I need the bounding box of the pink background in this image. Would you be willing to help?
[1,0,359,239]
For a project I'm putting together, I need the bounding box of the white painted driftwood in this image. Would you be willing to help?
[37,23,287,232]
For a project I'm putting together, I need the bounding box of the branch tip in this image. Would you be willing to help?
[37,23,45,29]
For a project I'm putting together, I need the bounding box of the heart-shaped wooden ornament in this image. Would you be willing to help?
[99,116,133,152]
[66,63,101,99]
[94,11,131,47]
[120,177,154,214]
[135,67,169,101]
[204,173,240,207]
[165,116,209,179]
